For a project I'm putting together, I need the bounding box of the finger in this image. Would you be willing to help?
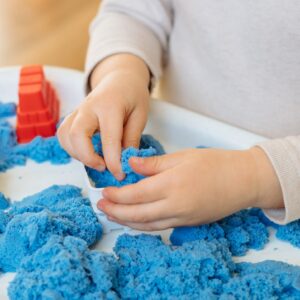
[69,111,105,171]
[98,105,124,180]
[107,216,178,231]
[57,112,80,160]
[98,198,173,223]
[122,108,147,148]
[102,173,167,204]
[129,152,180,176]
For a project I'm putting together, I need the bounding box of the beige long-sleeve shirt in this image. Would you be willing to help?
[85,0,300,224]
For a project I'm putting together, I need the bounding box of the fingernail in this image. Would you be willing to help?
[132,157,144,164]
[98,164,106,172]
[97,200,105,211]
[108,216,117,222]
[115,172,125,181]
[102,189,108,198]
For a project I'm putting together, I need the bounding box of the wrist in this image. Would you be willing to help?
[247,147,284,209]
[90,54,150,91]
[227,149,260,211]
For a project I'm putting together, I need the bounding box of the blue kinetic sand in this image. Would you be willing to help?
[0,102,16,118]
[139,134,165,155]
[275,220,300,249]
[0,185,102,272]
[12,184,82,209]
[0,192,9,210]
[8,235,118,300]
[0,121,25,172]
[114,234,234,299]
[0,117,70,172]
[170,208,269,256]
[0,211,9,234]
[90,133,165,157]
[222,260,300,299]
[0,121,16,149]
[13,136,70,165]
[257,211,300,248]
[6,232,300,299]
[113,234,300,299]
[87,134,165,188]
[91,133,165,157]
[87,147,156,188]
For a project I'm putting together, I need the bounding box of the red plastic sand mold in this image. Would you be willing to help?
[16,65,60,143]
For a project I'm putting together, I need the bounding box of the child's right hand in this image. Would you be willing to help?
[57,54,150,180]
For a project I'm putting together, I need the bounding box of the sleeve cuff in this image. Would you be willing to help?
[257,136,300,225]
[84,12,163,94]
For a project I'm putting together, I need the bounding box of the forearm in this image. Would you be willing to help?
[85,0,173,94]
[90,54,150,91]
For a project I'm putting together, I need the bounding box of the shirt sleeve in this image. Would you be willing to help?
[257,136,300,225]
[84,0,173,93]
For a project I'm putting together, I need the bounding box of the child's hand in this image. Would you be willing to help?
[57,54,150,180]
[99,147,284,230]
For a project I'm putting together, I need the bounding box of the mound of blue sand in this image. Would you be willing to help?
[275,220,300,249]
[0,211,9,234]
[87,134,165,188]
[0,102,16,118]
[0,121,17,149]
[0,117,70,172]
[8,235,118,300]
[139,134,165,155]
[0,192,9,210]
[91,133,165,157]
[13,136,70,165]
[171,204,300,254]
[0,185,102,272]
[0,123,24,172]
[114,234,234,299]
[11,184,82,209]
[87,147,157,188]
[223,260,300,299]
[8,232,300,299]
[170,208,269,256]
[115,234,300,299]
[257,210,300,249]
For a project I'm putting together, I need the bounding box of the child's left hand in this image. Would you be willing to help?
[98,147,284,231]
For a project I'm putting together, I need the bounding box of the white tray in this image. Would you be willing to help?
[0,66,299,300]
[81,162,132,233]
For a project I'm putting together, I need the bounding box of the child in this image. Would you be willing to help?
[57,1,300,231]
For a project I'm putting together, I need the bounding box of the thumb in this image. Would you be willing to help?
[129,153,179,176]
